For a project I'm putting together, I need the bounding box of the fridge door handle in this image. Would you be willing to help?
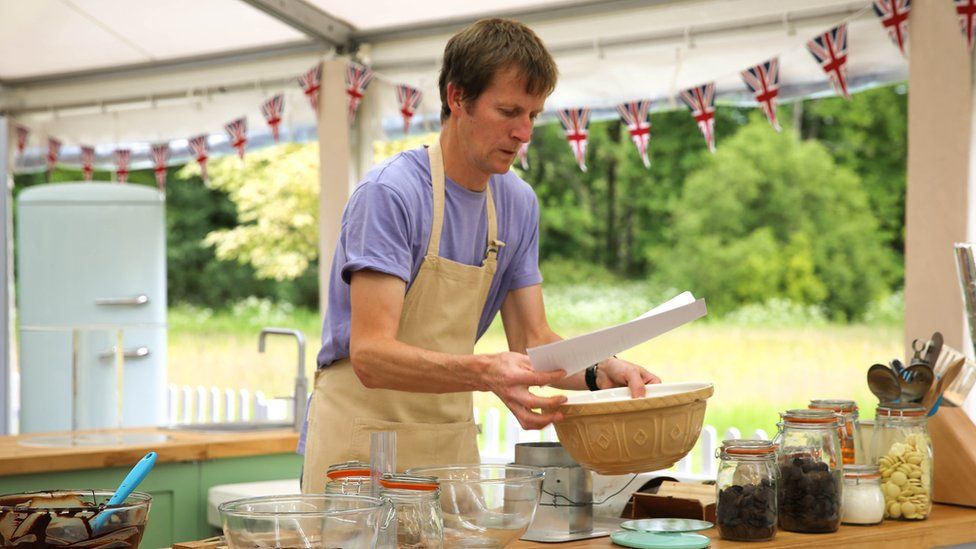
[99,346,151,360]
[95,294,150,306]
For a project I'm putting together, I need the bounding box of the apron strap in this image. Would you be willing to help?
[426,141,503,262]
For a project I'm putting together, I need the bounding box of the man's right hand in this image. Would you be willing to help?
[482,352,567,430]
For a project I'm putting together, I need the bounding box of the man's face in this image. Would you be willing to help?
[452,66,547,177]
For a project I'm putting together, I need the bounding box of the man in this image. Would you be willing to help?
[301,18,658,493]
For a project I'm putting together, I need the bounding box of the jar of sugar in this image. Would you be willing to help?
[841,465,885,525]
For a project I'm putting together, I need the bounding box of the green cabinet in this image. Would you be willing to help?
[0,453,302,549]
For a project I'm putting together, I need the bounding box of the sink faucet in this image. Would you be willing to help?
[258,328,308,432]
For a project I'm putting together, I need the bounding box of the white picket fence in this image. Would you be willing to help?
[168,384,768,480]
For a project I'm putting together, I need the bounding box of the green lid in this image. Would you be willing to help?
[611,531,711,549]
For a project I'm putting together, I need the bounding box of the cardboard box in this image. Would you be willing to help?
[625,481,716,523]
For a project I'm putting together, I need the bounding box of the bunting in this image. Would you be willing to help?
[80,146,95,181]
[395,84,423,134]
[873,0,910,56]
[115,149,131,183]
[188,135,210,182]
[345,62,375,124]
[261,94,285,143]
[557,108,591,172]
[957,0,976,50]
[298,63,322,112]
[616,100,652,168]
[47,138,61,174]
[16,126,28,156]
[807,24,851,99]
[679,83,717,152]
[741,58,782,132]
[151,144,170,190]
[224,117,248,161]
[517,141,530,171]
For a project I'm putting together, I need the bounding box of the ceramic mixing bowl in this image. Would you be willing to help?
[554,381,714,474]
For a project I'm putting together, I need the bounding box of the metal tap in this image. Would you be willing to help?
[258,327,308,432]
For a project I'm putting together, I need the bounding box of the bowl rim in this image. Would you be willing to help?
[218,493,388,518]
[0,489,152,512]
[405,464,545,484]
[558,382,714,417]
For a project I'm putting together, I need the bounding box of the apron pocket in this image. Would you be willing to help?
[350,417,480,470]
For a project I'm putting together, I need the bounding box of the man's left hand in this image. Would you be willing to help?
[596,357,660,398]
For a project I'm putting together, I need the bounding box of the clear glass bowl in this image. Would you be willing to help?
[218,494,393,549]
[0,490,151,548]
[406,464,544,548]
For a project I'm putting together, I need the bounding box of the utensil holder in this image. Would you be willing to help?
[929,406,976,507]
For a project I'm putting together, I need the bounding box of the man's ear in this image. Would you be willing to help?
[446,82,466,117]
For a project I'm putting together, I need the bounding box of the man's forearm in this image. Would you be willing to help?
[349,337,490,393]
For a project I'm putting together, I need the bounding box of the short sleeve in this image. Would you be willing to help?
[507,192,543,290]
[340,182,414,284]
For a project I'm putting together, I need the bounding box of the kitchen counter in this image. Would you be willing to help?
[512,503,976,548]
[0,427,300,476]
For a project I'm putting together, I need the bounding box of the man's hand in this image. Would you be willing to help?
[596,356,661,398]
[482,352,567,430]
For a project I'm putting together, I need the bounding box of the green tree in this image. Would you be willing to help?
[662,113,895,319]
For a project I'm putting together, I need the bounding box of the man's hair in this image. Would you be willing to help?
[438,18,558,122]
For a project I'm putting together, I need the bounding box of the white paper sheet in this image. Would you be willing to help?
[527,291,707,376]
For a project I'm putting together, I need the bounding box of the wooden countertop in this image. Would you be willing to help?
[512,503,976,548]
[0,427,300,476]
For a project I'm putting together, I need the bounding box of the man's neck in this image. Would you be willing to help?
[438,125,489,192]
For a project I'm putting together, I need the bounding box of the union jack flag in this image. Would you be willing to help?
[395,84,423,135]
[558,108,590,172]
[188,134,210,182]
[80,146,95,181]
[679,83,717,152]
[741,58,781,132]
[517,141,530,170]
[298,63,322,112]
[115,149,130,184]
[151,144,170,191]
[873,0,910,56]
[261,94,285,143]
[224,117,248,161]
[956,0,976,50]
[807,25,850,100]
[616,100,652,168]
[47,137,61,174]
[15,125,28,155]
[345,62,374,124]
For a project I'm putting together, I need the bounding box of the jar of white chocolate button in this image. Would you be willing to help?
[869,404,932,521]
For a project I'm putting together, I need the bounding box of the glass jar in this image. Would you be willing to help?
[841,464,885,525]
[870,404,933,521]
[324,461,374,495]
[809,399,861,465]
[715,439,778,541]
[379,473,444,549]
[775,409,843,533]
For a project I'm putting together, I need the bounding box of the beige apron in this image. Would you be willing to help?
[302,141,502,494]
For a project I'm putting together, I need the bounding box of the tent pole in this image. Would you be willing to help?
[0,115,11,435]
[904,0,975,418]
[317,60,356,321]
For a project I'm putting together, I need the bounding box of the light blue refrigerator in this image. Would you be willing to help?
[17,182,167,433]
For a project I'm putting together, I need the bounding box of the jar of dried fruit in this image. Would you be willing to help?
[716,439,778,541]
[870,403,933,521]
[774,409,844,533]
[809,399,861,465]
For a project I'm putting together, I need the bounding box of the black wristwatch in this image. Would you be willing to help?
[585,364,600,391]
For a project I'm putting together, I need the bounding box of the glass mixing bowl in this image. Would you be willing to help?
[218,494,393,549]
[0,490,151,548]
[406,465,544,548]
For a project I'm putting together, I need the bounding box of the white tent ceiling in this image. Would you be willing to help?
[0,0,906,171]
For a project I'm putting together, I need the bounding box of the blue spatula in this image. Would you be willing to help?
[92,452,157,531]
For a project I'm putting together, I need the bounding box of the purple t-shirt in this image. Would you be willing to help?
[315,146,543,368]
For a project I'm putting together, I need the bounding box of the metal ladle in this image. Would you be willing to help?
[868,363,901,403]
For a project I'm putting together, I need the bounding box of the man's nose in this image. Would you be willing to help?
[512,116,533,143]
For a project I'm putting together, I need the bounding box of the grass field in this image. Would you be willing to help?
[167,287,902,440]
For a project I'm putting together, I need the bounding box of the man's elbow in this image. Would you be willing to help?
[349,342,382,388]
